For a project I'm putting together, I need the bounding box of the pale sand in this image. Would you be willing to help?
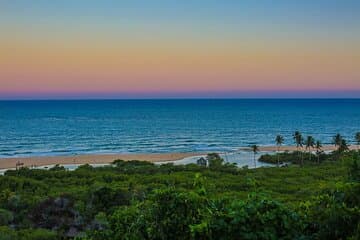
[0,153,202,170]
[0,145,358,170]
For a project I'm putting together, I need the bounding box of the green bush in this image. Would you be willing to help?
[204,195,305,239]
[17,229,57,240]
[0,227,57,240]
[0,209,13,226]
[299,184,360,239]
[0,226,17,240]
[110,205,145,240]
[108,188,210,240]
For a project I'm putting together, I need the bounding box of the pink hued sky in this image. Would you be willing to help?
[1,1,359,99]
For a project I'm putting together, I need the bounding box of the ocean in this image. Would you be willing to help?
[0,99,359,158]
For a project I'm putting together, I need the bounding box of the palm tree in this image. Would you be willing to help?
[293,131,304,166]
[355,132,360,150]
[338,138,349,165]
[332,133,343,151]
[250,144,259,168]
[305,136,315,161]
[315,140,323,164]
[275,135,284,167]
[339,139,349,153]
[293,131,303,151]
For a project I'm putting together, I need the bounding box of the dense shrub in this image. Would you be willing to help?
[0,209,13,226]
[299,182,360,239]
[0,226,57,240]
[205,196,305,240]
[0,151,359,239]
[258,151,327,164]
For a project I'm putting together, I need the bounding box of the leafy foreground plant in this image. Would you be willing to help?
[87,181,360,240]
[299,183,360,240]
[92,184,305,240]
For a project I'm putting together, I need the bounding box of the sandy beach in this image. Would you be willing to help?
[0,152,202,170]
[0,145,358,170]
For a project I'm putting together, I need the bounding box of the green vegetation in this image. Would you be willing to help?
[259,150,343,165]
[0,149,359,239]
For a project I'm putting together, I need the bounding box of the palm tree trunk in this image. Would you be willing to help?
[254,154,256,168]
[296,145,299,162]
[277,146,279,167]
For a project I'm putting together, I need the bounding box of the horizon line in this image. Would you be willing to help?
[1,97,360,101]
[1,89,359,100]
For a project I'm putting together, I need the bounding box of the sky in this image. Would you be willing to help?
[0,0,359,99]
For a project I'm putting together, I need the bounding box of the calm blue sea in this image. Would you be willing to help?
[0,99,359,158]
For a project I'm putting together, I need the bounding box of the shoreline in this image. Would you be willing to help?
[0,145,358,170]
[0,152,203,170]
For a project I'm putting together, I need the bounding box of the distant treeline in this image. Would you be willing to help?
[249,132,360,167]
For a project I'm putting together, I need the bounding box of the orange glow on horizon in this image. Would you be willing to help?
[1,39,359,95]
